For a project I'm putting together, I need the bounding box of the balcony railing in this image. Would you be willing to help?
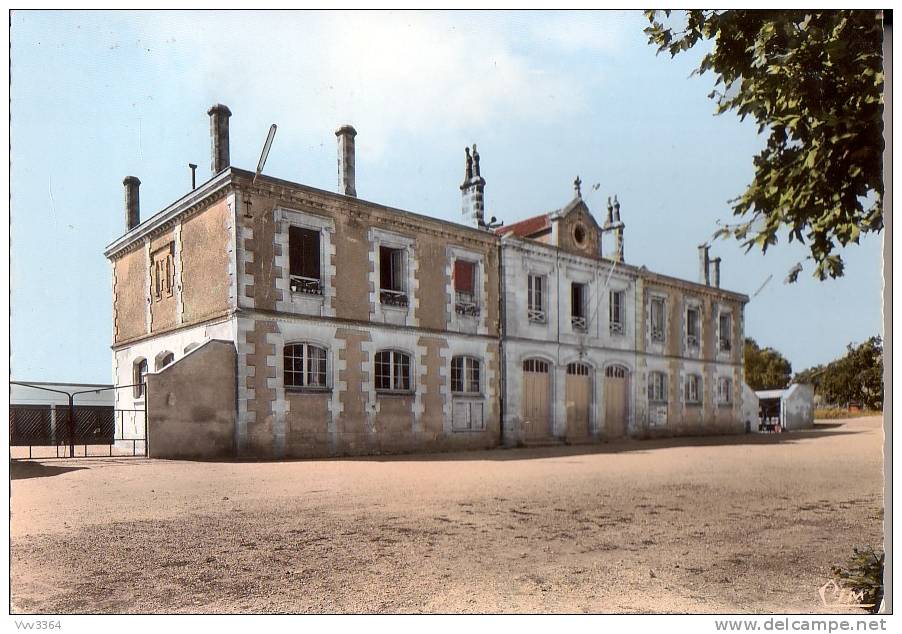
[686,334,699,348]
[719,338,732,352]
[290,275,323,296]
[651,327,665,342]
[571,315,587,331]
[609,321,624,336]
[380,288,409,308]
[527,307,546,323]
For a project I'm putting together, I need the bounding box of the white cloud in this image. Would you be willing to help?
[142,11,593,156]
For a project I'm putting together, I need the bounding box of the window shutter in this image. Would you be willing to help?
[454,260,475,293]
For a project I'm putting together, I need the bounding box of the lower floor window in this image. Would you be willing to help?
[451,356,481,394]
[718,377,733,404]
[284,343,328,389]
[648,371,667,403]
[133,359,148,398]
[375,349,412,392]
[685,374,701,404]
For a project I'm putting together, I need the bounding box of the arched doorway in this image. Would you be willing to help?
[565,362,592,440]
[604,365,630,437]
[522,358,551,440]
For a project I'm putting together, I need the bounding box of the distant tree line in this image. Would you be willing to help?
[794,336,884,410]
[744,335,884,410]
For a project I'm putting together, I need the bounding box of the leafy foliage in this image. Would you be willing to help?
[832,547,884,613]
[794,335,883,409]
[744,337,792,390]
[645,10,884,280]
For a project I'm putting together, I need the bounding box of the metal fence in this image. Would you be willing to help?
[9,382,147,460]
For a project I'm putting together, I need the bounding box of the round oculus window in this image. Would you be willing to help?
[573,223,587,246]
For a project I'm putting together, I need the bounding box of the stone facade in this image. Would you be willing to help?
[105,104,749,459]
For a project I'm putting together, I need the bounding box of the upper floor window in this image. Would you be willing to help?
[133,358,148,399]
[284,342,328,390]
[379,246,408,307]
[650,297,666,343]
[571,283,587,331]
[528,274,546,323]
[375,349,412,393]
[151,244,175,302]
[609,290,624,335]
[686,306,701,349]
[648,371,667,403]
[685,374,701,404]
[288,226,322,296]
[453,259,480,317]
[719,312,733,351]
[451,356,481,394]
[717,376,733,405]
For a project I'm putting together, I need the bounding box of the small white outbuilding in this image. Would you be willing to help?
[754,384,815,431]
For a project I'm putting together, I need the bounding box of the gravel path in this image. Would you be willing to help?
[11,416,884,613]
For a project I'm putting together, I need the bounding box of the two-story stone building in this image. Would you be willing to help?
[105,104,749,458]
[497,186,747,444]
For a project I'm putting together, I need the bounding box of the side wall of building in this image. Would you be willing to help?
[110,192,235,347]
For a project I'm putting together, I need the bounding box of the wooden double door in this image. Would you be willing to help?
[604,365,630,437]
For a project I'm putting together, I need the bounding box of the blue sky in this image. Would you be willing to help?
[10,10,884,383]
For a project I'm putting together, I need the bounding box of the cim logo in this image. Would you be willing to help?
[818,579,876,610]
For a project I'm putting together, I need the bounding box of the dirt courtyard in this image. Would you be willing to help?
[11,416,884,614]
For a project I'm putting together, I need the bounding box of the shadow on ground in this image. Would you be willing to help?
[10,461,88,480]
[184,424,866,465]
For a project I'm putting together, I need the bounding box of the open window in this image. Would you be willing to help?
[571,282,587,331]
[284,342,328,390]
[527,274,545,323]
[718,311,733,352]
[686,306,700,349]
[375,349,412,393]
[288,226,322,295]
[379,246,408,307]
[609,290,624,335]
[453,259,479,316]
[650,297,666,343]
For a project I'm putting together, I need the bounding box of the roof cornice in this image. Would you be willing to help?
[104,169,235,259]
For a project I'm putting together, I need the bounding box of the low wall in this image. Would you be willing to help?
[146,339,236,458]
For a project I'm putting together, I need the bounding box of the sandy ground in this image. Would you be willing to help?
[11,416,884,614]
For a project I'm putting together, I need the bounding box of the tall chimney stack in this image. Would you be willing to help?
[207,104,232,175]
[335,124,357,197]
[698,244,710,285]
[711,257,722,288]
[123,176,141,231]
[460,144,486,228]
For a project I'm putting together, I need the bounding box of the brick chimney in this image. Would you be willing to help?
[711,257,722,288]
[698,244,710,285]
[207,103,232,175]
[460,144,486,228]
[335,124,357,197]
[123,176,141,231]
